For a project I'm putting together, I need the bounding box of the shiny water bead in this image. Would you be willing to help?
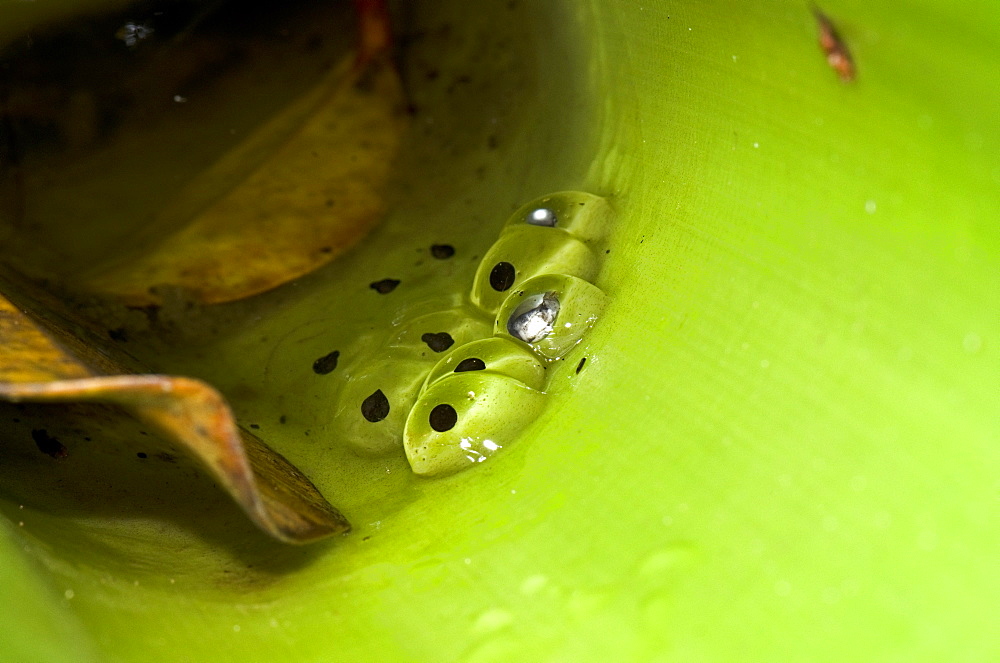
[404,372,546,476]
[422,336,547,393]
[495,274,606,360]
[387,307,492,357]
[470,224,598,313]
[526,207,558,227]
[504,191,612,243]
[333,353,429,455]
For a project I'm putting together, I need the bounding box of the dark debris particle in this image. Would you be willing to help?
[430,243,455,259]
[370,278,401,294]
[421,332,455,353]
[137,452,147,459]
[249,423,260,430]
[429,403,458,432]
[489,261,516,291]
[312,350,340,375]
[107,327,128,342]
[361,389,390,422]
[31,429,67,459]
[576,357,587,374]
[279,415,287,424]
[454,357,486,373]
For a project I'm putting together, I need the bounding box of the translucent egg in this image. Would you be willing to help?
[495,274,606,360]
[333,351,430,455]
[503,191,612,243]
[470,225,598,313]
[421,336,547,393]
[387,307,492,357]
[404,372,546,476]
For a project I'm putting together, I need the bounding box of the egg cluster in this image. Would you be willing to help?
[335,192,611,476]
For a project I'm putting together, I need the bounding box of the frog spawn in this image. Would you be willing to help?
[336,191,611,475]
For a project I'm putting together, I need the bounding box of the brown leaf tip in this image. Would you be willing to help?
[813,7,856,82]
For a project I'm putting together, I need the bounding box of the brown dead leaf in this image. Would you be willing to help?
[78,52,406,305]
[0,289,349,543]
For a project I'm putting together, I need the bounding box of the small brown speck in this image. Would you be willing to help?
[814,8,855,82]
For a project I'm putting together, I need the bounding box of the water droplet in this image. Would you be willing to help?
[865,200,877,214]
[472,608,513,635]
[519,574,548,595]
[638,548,689,578]
[963,332,983,354]
[64,589,74,600]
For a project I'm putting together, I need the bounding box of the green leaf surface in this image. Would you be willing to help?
[1,0,997,661]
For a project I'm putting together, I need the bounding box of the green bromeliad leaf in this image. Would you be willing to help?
[0,0,997,661]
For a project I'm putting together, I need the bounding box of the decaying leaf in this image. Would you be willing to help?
[0,289,349,543]
[78,53,407,305]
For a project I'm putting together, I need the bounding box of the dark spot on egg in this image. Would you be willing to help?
[312,350,340,374]
[429,404,458,432]
[489,261,516,291]
[370,278,401,294]
[431,244,455,259]
[361,389,390,422]
[421,332,455,353]
[454,357,486,372]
